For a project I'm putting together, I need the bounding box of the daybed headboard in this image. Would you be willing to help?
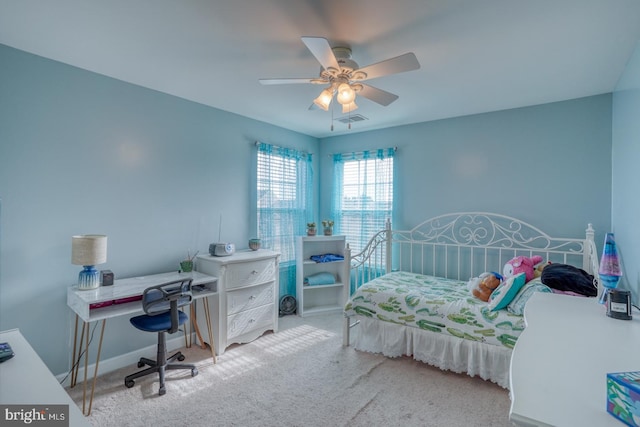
[345,212,601,298]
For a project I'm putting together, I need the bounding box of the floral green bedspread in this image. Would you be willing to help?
[344,271,525,349]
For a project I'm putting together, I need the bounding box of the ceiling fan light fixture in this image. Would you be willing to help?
[313,88,334,111]
[341,100,358,114]
[336,83,356,105]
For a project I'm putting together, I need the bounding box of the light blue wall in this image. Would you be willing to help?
[319,95,612,243]
[0,44,319,375]
[0,42,620,378]
[612,41,640,306]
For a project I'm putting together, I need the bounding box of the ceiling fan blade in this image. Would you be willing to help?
[358,84,399,106]
[259,78,317,85]
[354,52,420,81]
[301,36,340,71]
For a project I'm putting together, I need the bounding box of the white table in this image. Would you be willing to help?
[509,292,640,426]
[67,271,218,416]
[0,329,91,427]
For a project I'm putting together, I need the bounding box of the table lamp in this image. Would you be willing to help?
[598,232,622,304]
[72,235,107,290]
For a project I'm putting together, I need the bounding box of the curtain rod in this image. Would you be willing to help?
[255,141,312,156]
[328,146,397,158]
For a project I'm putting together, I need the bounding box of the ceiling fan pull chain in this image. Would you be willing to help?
[331,102,334,131]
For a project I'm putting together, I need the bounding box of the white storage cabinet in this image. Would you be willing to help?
[195,250,279,355]
[296,235,347,317]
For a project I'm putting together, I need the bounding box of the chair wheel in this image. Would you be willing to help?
[191,368,198,377]
[137,361,145,368]
[177,354,185,361]
[159,386,166,396]
[125,379,135,388]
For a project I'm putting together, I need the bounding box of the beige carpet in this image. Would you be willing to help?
[67,313,513,427]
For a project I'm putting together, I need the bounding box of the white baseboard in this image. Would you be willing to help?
[57,335,189,386]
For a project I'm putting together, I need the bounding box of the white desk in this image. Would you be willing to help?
[509,292,640,426]
[0,329,91,427]
[67,271,218,416]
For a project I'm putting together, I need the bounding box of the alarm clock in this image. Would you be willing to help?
[209,242,235,257]
[101,270,114,286]
[606,289,632,320]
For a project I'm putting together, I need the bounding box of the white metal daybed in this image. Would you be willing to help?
[342,212,601,388]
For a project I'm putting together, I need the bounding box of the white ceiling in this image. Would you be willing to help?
[1,0,640,138]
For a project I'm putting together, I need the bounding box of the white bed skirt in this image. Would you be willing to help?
[349,316,512,389]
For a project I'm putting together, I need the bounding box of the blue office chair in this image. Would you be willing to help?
[124,278,198,395]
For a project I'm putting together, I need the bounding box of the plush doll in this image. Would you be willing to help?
[534,261,551,279]
[503,255,544,282]
[468,272,503,302]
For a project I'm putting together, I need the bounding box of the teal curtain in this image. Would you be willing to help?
[331,148,394,254]
[257,142,313,298]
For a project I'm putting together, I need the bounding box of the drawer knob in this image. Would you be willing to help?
[249,295,256,300]
[251,270,258,275]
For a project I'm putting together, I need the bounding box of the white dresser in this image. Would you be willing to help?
[509,292,640,427]
[195,250,279,355]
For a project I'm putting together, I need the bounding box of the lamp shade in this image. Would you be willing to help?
[336,83,356,105]
[341,100,358,114]
[72,235,107,266]
[313,88,333,111]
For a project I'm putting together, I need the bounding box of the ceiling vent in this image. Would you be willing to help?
[336,114,368,124]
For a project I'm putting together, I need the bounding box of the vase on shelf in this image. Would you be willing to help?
[306,223,317,236]
[322,220,334,236]
[249,238,261,251]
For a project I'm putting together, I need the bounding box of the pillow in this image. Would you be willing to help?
[506,278,552,315]
[488,273,526,311]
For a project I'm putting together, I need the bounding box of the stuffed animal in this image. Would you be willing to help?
[534,261,551,279]
[468,272,503,302]
[503,255,544,282]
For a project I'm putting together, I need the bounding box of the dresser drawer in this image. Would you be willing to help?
[227,303,275,340]
[226,258,275,289]
[227,282,274,315]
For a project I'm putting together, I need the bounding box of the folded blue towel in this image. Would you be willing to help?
[310,253,344,263]
[304,272,336,286]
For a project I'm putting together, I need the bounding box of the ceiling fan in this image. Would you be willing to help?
[259,37,420,114]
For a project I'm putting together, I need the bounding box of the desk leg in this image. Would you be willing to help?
[70,315,79,388]
[82,322,89,415]
[191,303,206,350]
[71,319,86,389]
[86,319,106,416]
[203,296,216,364]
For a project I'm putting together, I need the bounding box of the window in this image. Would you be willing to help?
[257,142,312,296]
[331,148,394,254]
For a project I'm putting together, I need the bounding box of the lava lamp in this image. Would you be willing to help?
[598,233,622,304]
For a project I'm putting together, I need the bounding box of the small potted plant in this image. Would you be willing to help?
[180,250,199,272]
[322,219,334,236]
[307,222,317,236]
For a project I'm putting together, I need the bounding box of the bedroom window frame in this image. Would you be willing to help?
[256,142,313,296]
[331,148,395,255]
